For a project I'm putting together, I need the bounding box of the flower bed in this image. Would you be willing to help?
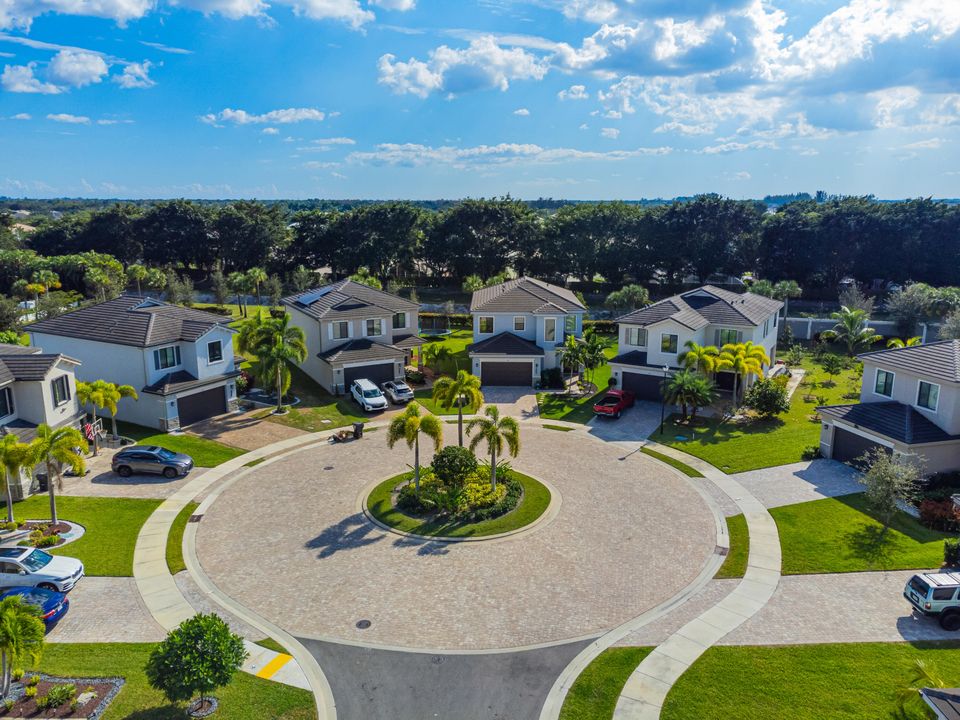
[1,674,123,719]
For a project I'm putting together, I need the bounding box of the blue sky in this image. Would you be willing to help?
[0,0,958,199]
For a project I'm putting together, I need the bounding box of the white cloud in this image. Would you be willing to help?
[10,112,30,119]
[600,127,619,138]
[557,84,588,100]
[97,118,133,124]
[654,121,713,135]
[700,139,776,154]
[47,113,90,124]
[902,137,943,150]
[731,170,751,180]
[201,107,326,125]
[514,107,530,116]
[312,136,355,144]
[578,123,588,130]
[369,0,414,9]
[0,0,152,30]
[1,63,61,93]
[48,50,108,87]
[262,127,280,135]
[140,41,192,55]
[114,61,155,88]
[167,0,267,20]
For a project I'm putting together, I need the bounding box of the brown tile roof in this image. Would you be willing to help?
[818,401,959,445]
[859,340,960,384]
[318,339,405,365]
[616,286,782,329]
[470,277,586,314]
[392,333,425,350]
[468,332,545,356]
[282,281,419,322]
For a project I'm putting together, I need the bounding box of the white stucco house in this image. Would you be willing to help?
[609,285,783,400]
[818,340,960,473]
[467,277,586,386]
[26,296,240,431]
[0,343,83,441]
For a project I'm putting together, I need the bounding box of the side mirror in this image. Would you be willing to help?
[18,570,26,575]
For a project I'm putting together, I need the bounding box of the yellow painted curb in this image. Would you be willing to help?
[256,653,293,679]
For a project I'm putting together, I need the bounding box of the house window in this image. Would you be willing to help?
[207,340,223,364]
[661,333,679,354]
[763,319,770,337]
[51,376,70,406]
[0,387,12,417]
[393,312,406,330]
[773,313,778,328]
[366,319,383,337]
[918,381,940,411]
[715,328,740,346]
[479,317,494,334]
[514,316,526,331]
[332,321,349,340]
[565,315,576,334]
[874,369,894,397]
[544,318,557,342]
[153,345,181,371]
[625,327,647,347]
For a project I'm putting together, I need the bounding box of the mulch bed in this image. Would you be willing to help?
[3,675,123,719]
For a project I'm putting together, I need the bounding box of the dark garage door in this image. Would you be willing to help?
[481,361,532,386]
[177,386,227,427]
[620,371,663,401]
[344,362,396,388]
[832,427,890,467]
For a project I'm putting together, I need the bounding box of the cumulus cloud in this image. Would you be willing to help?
[10,112,30,119]
[369,0,415,9]
[48,50,108,87]
[47,112,90,123]
[0,0,152,30]
[114,61,155,88]
[262,127,280,135]
[600,127,619,138]
[201,107,326,125]
[1,63,61,93]
[558,84,588,100]
[514,107,530,116]
[700,139,776,154]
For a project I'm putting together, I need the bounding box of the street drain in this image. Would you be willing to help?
[715,545,729,556]
[188,515,203,523]
[355,619,371,629]
[324,466,335,471]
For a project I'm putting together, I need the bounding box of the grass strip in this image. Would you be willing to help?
[165,502,199,575]
[640,447,705,477]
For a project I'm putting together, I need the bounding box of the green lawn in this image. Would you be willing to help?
[420,330,473,375]
[15,495,161,576]
[662,641,960,720]
[559,647,653,720]
[650,356,861,473]
[639,447,704,477]
[716,514,748,579]
[116,421,245,467]
[366,471,551,538]
[537,340,618,424]
[258,363,368,432]
[254,637,289,654]
[194,301,275,321]
[412,389,480,416]
[37,644,315,720]
[774,493,950,574]
[165,501,198,575]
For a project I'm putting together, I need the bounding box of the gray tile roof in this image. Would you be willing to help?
[142,369,240,397]
[468,332,545,356]
[859,340,960,384]
[318,339,405,365]
[818,401,959,445]
[392,333,425,350]
[0,354,68,382]
[282,281,419,322]
[617,285,782,329]
[26,296,234,348]
[470,277,586,314]
[0,344,40,356]
[610,350,681,370]
[922,688,960,720]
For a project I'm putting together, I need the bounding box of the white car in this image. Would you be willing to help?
[0,547,84,593]
[350,379,389,412]
[381,380,415,404]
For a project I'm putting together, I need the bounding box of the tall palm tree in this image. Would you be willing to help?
[821,305,882,355]
[246,267,268,309]
[127,264,148,296]
[0,595,44,700]
[81,380,138,438]
[75,380,108,456]
[431,370,484,447]
[386,402,443,494]
[0,435,32,524]
[581,332,611,387]
[558,334,586,386]
[716,342,769,405]
[227,271,248,318]
[887,336,922,348]
[237,310,267,356]
[249,314,307,413]
[467,406,520,491]
[28,424,87,526]
[679,340,719,374]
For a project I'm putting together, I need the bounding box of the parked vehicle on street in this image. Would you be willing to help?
[351,379,389,412]
[112,446,194,478]
[0,586,69,630]
[0,548,84,593]
[382,380,415,404]
[905,572,960,630]
[593,389,636,419]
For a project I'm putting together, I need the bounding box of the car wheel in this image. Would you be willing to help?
[939,612,960,631]
[116,466,132,478]
[162,467,178,479]
[615,411,621,419]
[38,583,58,592]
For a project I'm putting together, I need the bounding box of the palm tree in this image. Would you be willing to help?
[75,380,108,456]
[773,280,802,319]
[716,342,769,405]
[28,424,87,526]
[126,264,148,296]
[98,381,139,438]
[467,406,520,491]
[558,334,586,386]
[581,332,610,387]
[896,658,946,717]
[679,340,719,374]
[0,595,44,700]
[424,344,454,375]
[0,435,32,524]
[687,374,718,421]
[887,336,922,348]
[821,305,882,355]
[237,310,267,356]
[246,267,268,309]
[386,402,443,494]
[249,314,307,413]
[227,271,248,318]
[431,370,484,447]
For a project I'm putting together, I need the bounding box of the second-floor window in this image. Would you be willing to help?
[544,318,557,342]
[51,375,70,406]
[332,321,349,340]
[0,387,12,417]
[715,328,741,346]
[625,327,647,347]
[154,345,181,371]
[763,319,770,337]
[366,319,383,337]
[207,340,223,364]
[874,369,894,397]
[479,317,494,334]
[514,316,526,331]
[565,315,576,335]
[918,381,940,411]
[661,333,679,354]
[393,312,406,330]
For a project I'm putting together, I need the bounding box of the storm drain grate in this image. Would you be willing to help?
[355,619,371,630]
[188,515,203,523]
[714,545,729,556]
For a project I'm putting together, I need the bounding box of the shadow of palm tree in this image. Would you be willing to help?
[391,535,451,556]
[305,513,384,558]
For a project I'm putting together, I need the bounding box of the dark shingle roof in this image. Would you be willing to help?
[922,688,960,720]
[468,332,545,356]
[0,354,70,382]
[0,344,40,356]
[818,401,959,445]
[392,333,425,350]
[318,339,405,365]
[610,350,681,370]
[282,281,419,322]
[142,369,240,397]
[470,277,585,314]
[26,296,233,348]
[859,340,960,384]
[617,286,782,329]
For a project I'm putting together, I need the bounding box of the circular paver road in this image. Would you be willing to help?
[196,425,717,651]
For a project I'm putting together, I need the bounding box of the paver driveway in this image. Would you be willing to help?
[196,424,717,651]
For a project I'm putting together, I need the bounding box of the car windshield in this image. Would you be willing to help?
[156,448,177,459]
[363,389,383,398]
[21,550,52,572]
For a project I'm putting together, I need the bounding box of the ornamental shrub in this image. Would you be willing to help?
[540,367,564,389]
[743,378,790,418]
[458,482,506,512]
[919,499,960,533]
[946,538,960,567]
[431,446,478,487]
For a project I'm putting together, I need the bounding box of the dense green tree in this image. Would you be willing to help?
[214,200,289,271]
[136,200,213,269]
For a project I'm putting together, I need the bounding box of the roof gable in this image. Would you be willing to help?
[617,285,781,329]
[282,281,418,321]
[859,340,960,384]
[470,277,586,314]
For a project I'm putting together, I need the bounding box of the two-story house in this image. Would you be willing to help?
[0,343,83,441]
[818,340,960,473]
[467,277,586,386]
[609,285,783,400]
[282,281,423,395]
[26,296,239,431]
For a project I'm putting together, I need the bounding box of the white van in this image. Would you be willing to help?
[904,572,960,630]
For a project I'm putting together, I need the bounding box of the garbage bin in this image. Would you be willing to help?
[353,422,364,440]
[35,473,48,493]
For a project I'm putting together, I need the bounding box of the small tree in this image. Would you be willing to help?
[858,449,921,535]
[821,306,881,355]
[249,314,307,413]
[0,596,44,700]
[28,424,87,526]
[227,271,249,317]
[819,354,845,386]
[604,284,649,311]
[467,406,520,491]
[145,613,247,714]
[387,402,442,494]
[265,274,284,308]
[348,267,381,290]
[0,435,32,523]
[431,445,478,487]
[939,311,960,341]
[743,378,789,418]
[210,266,229,308]
[127,264,148,296]
[462,275,484,293]
[246,267,268,308]
[431,370,483,447]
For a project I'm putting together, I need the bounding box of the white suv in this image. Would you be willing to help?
[350,379,389,412]
[0,547,84,593]
[905,572,960,630]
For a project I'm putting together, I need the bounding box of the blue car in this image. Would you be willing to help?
[0,587,69,630]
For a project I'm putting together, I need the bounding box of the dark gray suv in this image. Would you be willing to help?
[112,446,194,478]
